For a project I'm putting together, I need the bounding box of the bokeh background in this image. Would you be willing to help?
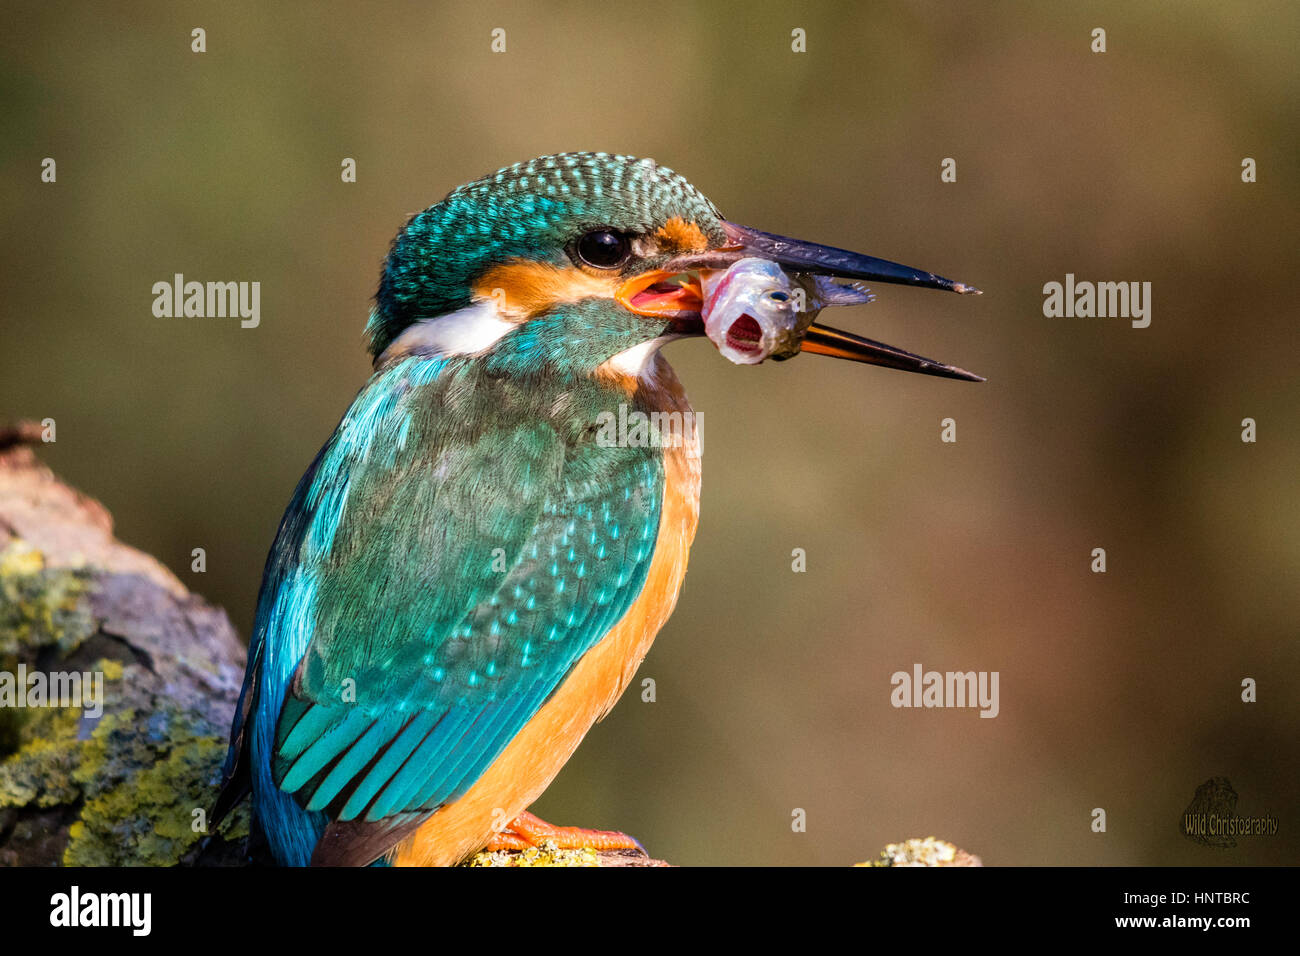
[3,1,1296,865]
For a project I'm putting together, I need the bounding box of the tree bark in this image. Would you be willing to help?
[0,426,249,865]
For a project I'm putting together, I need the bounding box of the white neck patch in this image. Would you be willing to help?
[378,300,515,362]
[602,334,684,382]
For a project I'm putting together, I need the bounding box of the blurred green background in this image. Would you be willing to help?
[3,1,1297,865]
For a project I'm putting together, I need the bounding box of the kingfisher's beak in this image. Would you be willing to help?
[616,221,984,382]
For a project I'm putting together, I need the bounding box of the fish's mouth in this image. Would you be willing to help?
[614,221,984,382]
[724,314,764,357]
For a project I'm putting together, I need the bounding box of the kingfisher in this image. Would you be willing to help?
[212,152,981,866]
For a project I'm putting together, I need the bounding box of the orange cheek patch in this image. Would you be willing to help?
[655,216,710,253]
[474,260,617,320]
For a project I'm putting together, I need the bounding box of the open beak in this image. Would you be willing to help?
[616,221,984,382]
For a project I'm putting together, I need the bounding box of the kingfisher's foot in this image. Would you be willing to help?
[484,810,645,854]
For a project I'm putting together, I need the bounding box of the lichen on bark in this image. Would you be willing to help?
[0,445,250,866]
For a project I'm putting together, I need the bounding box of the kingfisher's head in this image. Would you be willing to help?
[369,152,980,383]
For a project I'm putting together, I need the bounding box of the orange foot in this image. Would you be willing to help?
[484,810,645,854]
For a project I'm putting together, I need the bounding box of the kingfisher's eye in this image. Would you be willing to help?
[575,229,631,269]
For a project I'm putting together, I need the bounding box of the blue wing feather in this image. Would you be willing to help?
[242,354,662,864]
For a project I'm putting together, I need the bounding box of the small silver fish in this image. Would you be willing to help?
[701,257,873,365]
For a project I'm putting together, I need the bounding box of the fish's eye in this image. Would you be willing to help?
[575,229,632,269]
[769,291,790,302]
